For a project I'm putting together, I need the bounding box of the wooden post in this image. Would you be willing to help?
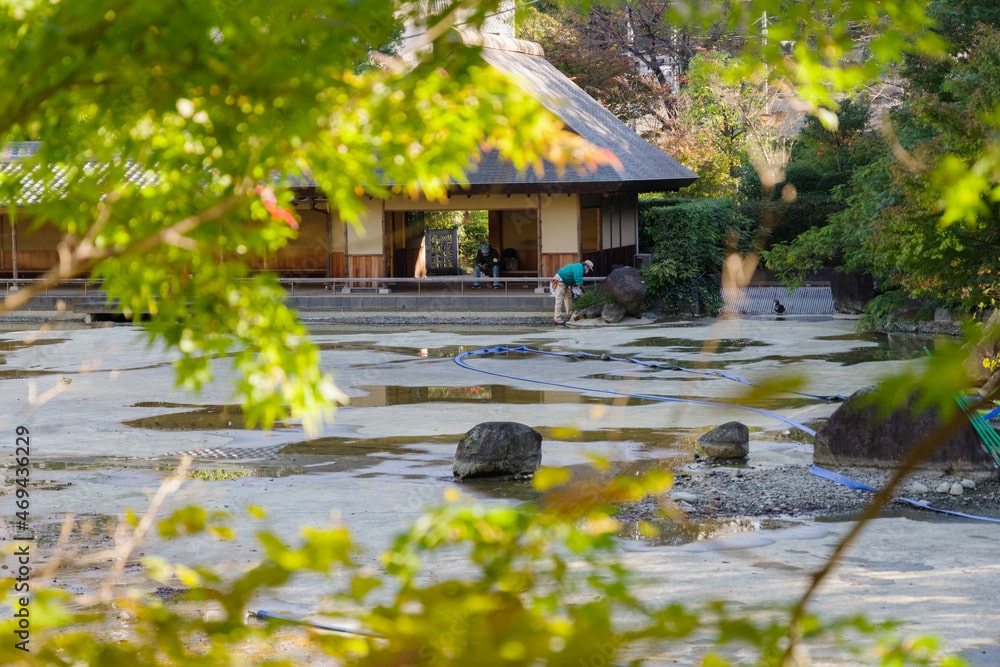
[8,211,18,289]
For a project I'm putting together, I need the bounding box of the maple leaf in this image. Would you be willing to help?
[255,185,299,230]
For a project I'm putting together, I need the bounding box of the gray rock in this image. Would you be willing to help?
[697,421,749,460]
[576,304,603,320]
[962,478,976,489]
[601,302,626,323]
[453,421,542,480]
[829,270,876,314]
[813,386,996,472]
[909,481,930,494]
[949,483,964,496]
[935,481,952,493]
[596,266,647,317]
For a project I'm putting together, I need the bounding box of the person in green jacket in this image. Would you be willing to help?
[552,259,593,324]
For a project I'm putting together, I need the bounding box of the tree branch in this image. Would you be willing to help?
[1,182,252,314]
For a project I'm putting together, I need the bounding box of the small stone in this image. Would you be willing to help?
[935,482,952,493]
[671,491,699,503]
[909,482,930,494]
[949,483,964,496]
[962,479,976,489]
[697,421,750,459]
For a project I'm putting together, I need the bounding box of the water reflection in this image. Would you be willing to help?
[619,516,799,546]
[123,402,298,430]
[632,337,770,352]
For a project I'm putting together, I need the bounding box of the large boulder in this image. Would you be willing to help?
[453,422,543,480]
[696,421,750,460]
[596,266,647,317]
[814,386,996,472]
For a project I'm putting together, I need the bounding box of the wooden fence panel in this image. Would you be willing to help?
[348,254,385,287]
[541,253,578,278]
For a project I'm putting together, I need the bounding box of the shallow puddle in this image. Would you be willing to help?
[631,337,771,352]
[0,369,55,379]
[0,336,68,353]
[32,512,120,550]
[124,403,297,430]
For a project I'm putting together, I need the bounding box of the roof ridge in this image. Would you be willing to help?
[455,27,544,57]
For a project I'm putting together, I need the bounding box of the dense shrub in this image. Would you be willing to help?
[777,164,823,193]
[638,198,754,315]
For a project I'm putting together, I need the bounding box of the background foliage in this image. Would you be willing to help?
[639,198,755,315]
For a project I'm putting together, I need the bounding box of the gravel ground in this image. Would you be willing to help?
[622,463,1000,522]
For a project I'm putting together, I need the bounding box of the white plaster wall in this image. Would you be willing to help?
[540,194,580,253]
[347,198,385,254]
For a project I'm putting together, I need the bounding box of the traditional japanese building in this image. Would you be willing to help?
[1,27,696,285]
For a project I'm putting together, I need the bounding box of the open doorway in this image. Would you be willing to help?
[495,208,537,275]
[385,208,538,278]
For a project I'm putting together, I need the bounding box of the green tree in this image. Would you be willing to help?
[664,53,747,198]
[735,99,879,251]
[519,2,666,127]
[764,23,1000,317]
[789,97,881,175]
[902,0,1000,104]
[665,51,800,199]
[0,0,610,433]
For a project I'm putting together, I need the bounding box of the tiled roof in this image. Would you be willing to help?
[460,31,698,194]
[0,142,158,205]
[2,33,697,202]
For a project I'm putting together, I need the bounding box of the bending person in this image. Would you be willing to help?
[551,259,593,324]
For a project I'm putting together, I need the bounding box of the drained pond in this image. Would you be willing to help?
[8,316,999,665]
[2,316,928,552]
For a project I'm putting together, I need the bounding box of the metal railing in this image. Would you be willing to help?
[2,278,100,296]
[3,275,605,297]
[275,276,603,295]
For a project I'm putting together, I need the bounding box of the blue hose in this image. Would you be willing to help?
[454,346,821,435]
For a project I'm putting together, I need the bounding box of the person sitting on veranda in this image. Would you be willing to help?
[552,259,593,324]
[472,242,501,289]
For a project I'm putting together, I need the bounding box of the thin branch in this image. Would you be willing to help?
[35,456,192,608]
[96,456,192,603]
[781,406,973,665]
[1,183,251,314]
